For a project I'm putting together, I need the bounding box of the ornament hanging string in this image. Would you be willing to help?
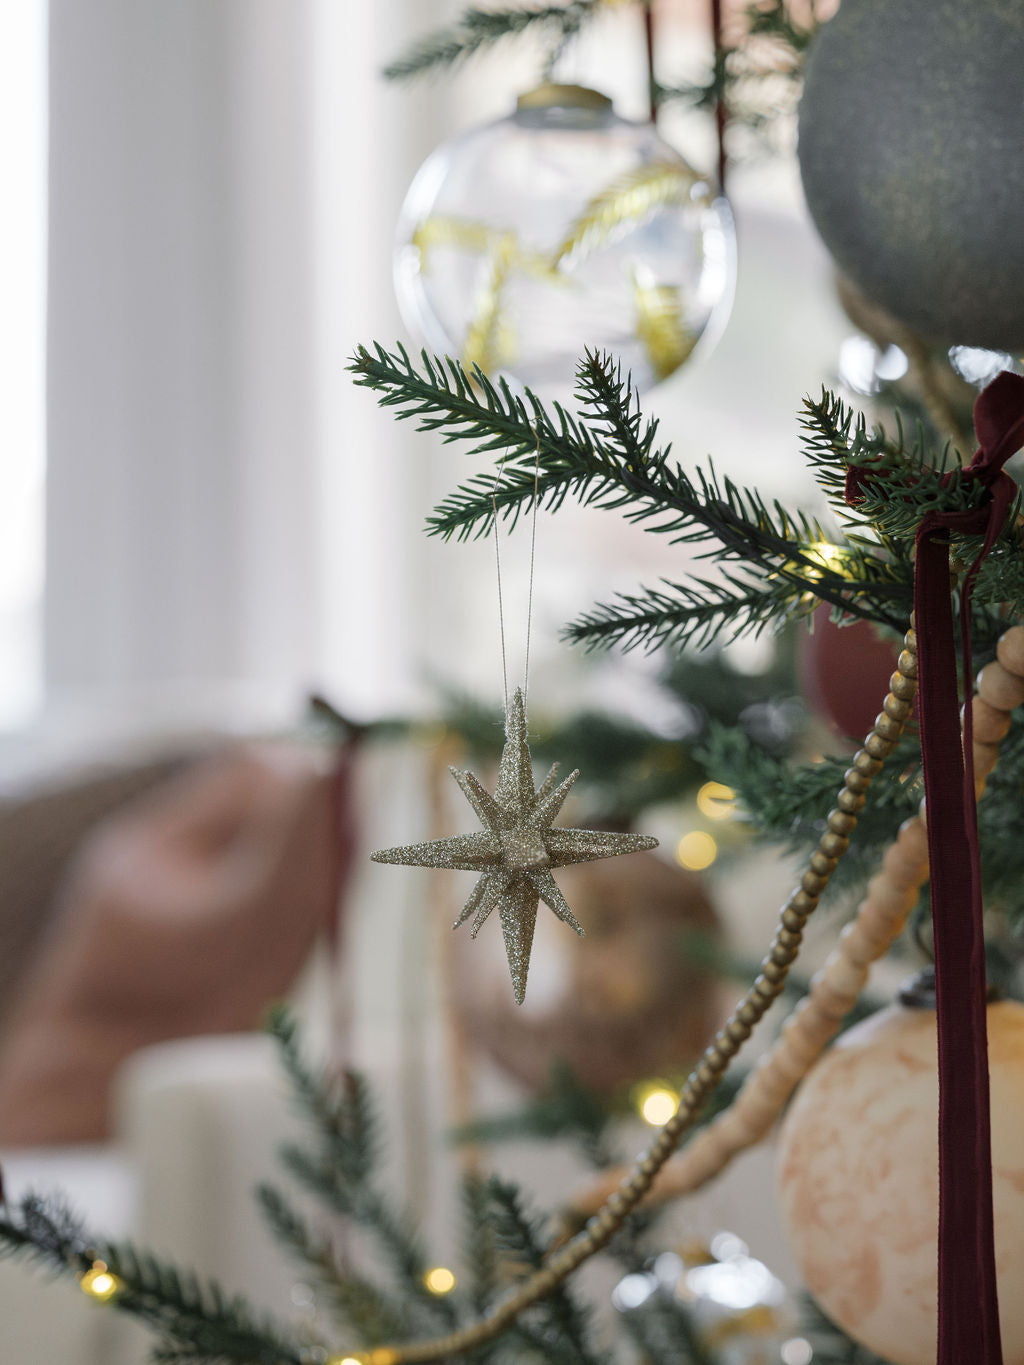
[489,473,510,715]
[848,370,1024,1365]
[491,431,543,714]
[522,431,542,708]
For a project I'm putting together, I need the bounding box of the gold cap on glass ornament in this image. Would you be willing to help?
[516,84,613,113]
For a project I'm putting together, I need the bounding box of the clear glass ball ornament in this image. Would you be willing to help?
[611,1237,797,1365]
[394,85,735,399]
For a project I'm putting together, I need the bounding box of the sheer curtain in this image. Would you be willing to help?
[39,0,847,757]
[0,1,46,734]
[41,0,451,758]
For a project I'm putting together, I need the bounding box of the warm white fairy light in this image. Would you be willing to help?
[79,1260,122,1302]
[696,781,736,820]
[675,830,718,871]
[637,1084,678,1126]
[804,541,849,578]
[423,1266,457,1295]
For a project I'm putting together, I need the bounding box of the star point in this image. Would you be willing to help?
[370,687,658,1003]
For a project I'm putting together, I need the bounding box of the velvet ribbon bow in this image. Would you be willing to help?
[849,370,1024,1364]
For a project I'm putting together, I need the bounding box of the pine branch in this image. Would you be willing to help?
[349,345,912,642]
[256,1184,410,1345]
[564,572,814,653]
[656,0,816,147]
[461,1176,501,1318]
[700,723,924,892]
[269,1012,458,1334]
[484,1179,609,1365]
[452,1063,616,1168]
[618,1290,715,1365]
[0,1194,306,1365]
[801,388,1024,635]
[267,1006,378,1188]
[383,3,595,82]
[281,1147,456,1333]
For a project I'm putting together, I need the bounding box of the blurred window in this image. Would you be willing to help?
[0,1,46,729]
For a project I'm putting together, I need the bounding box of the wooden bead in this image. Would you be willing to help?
[695,1061,719,1088]
[880,845,928,890]
[681,1141,724,1185]
[977,660,1024,713]
[838,919,878,968]
[968,697,1013,744]
[711,1118,751,1157]
[821,949,868,1001]
[754,973,784,1001]
[855,896,905,948]
[837,787,866,814]
[996,625,1024,678]
[738,1099,779,1138]
[844,766,871,794]
[843,911,894,959]
[782,905,807,932]
[872,712,904,742]
[789,888,819,914]
[827,808,858,836]
[864,732,896,759]
[883,693,914,721]
[810,850,839,875]
[853,749,884,776]
[972,741,1002,780]
[895,816,929,863]
[808,971,849,1018]
[864,878,918,917]
[751,1054,791,1101]
[781,1015,827,1067]
[791,999,836,1048]
[769,943,800,971]
[889,671,917,702]
[898,648,918,679]
[820,830,851,858]
[771,1047,810,1089]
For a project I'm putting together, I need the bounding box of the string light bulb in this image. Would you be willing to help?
[423,1266,457,1295]
[327,1353,399,1365]
[695,781,736,820]
[676,830,718,871]
[805,541,848,578]
[636,1084,678,1126]
[79,1260,122,1302]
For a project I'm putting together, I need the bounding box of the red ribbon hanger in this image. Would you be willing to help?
[850,370,1024,1364]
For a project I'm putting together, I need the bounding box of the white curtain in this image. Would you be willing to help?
[43,0,452,744]
[41,0,848,750]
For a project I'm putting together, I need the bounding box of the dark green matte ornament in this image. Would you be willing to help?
[798,0,1024,352]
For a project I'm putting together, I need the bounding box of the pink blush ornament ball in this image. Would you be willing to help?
[776,1000,1024,1365]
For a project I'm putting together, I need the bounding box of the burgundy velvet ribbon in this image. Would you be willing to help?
[850,371,1024,1364]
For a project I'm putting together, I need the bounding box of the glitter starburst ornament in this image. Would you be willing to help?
[371,688,658,1004]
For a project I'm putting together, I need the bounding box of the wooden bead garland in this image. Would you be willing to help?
[566,624,1023,1226]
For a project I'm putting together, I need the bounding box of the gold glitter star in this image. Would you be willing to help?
[371,687,658,1004]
